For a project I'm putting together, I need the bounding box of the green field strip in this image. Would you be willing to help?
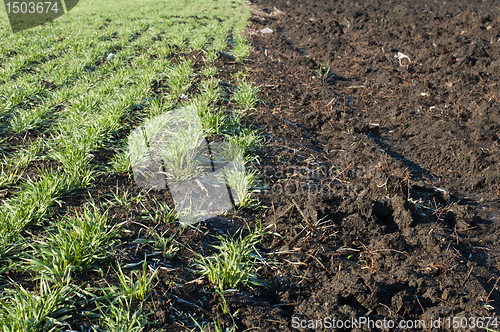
[0,27,157,101]
[0,0,252,223]
[0,14,242,123]
[0,53,179,257]
[0,31,169,130]
[1,74,145,224]
[0,0,256,329]
[0,20,162,83]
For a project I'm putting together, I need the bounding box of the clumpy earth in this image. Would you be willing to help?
[228,0,500,330]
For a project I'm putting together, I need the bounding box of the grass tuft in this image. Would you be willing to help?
[110,148,133,174]
[115,257,158,302]
[95,298,147,332]
[232,80,259,113]
[134,229,180,259]
[195,224,276,290]
[167,59,194,97]
[0,279,73,331]
[27,203,118,284]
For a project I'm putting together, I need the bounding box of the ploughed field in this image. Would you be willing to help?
[241,0,500,330]
[0,0,499,331]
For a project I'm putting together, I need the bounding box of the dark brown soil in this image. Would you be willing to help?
[230,0,500,330]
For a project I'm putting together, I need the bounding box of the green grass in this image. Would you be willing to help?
[95,298,147,332]
[166,59,194,97]
[191,315,232,332]
[0,280,73,331]
[128,106,206,184]
[110,147,133,174]
[0,163,21,188]
[1,169,72,233]
[115,257,158,302]
[232,79,260,113]
[231,34,252,62]
[7,106,51,133]
[134,229,180,259]
[0,139,42,187]
[139,198,178,224]
[26,203,119,285]
[223,163,259,208]
[195,224,275,291]
[0,0,267,329]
